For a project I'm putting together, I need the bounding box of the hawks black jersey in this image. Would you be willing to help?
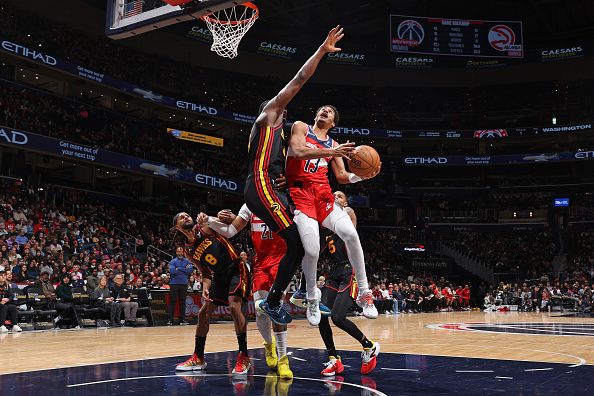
[184,225,239,275]
[322,230,350,266]
[247,123,287,181]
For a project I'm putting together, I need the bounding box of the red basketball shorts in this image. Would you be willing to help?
[252,252,283,292]
[289,182,334,223]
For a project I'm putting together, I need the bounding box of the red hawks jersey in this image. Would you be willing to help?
[238,204,286,258]
[285,125,337,184]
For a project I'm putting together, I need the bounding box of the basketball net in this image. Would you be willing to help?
[201,2,258,59]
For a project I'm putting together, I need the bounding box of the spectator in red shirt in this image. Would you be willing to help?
[442,286,454,311]
[5,218,15,232]
[461,285,471,309]
[455,286,464,307]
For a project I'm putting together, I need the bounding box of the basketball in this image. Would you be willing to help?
[348,145,380,178]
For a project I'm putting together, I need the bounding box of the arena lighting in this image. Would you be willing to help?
[552,116,557,125]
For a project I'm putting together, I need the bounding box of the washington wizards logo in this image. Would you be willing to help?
[392,19,425,47]
[474,129,508,139]
[428,323,594,336]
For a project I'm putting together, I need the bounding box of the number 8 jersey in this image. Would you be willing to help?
[285,125,337,184]
[184,224,239,274]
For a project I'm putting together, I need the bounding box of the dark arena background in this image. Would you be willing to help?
[1,0,594,395]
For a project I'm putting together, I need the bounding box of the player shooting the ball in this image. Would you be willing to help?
[286,105,381,325]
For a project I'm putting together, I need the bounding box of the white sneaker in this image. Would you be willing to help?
[306,299,321,326]
[356,290,378,319]
[0,325,8,333]
[12,325,22,332]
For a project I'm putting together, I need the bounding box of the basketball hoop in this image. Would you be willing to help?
[201,2,259,59]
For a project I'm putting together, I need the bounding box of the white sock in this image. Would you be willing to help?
[323,205,369,292]
[294,212,321,300]
[274,330,287,358]
[256,312,273,344]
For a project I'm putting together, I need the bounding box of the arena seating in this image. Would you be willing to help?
[1,3,594,129]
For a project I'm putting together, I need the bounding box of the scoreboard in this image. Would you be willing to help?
[390,15,523,58]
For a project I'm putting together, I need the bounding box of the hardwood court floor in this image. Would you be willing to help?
[2,311,593,375]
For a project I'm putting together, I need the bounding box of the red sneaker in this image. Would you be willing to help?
[321,356,345,377]
[232,352,251,374]
[361,342,380,375]
[175,353,207,371]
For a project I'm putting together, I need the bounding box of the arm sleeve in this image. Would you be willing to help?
[169,259,176,274]
[207,217,239,238]
[237,204,252,221]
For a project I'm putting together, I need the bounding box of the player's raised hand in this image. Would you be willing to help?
[217,209,236,224]
[331,141,356,159]
[196,212,208,225]
[321,25,344,53]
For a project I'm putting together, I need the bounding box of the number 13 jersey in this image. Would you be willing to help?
[285,125,337,184]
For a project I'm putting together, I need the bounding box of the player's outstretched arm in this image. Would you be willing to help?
[289,121,355,160]
[206,208,249,238]
[257,26,344,126]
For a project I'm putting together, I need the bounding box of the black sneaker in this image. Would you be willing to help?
[179,321,189,326]
[166,321,173,326]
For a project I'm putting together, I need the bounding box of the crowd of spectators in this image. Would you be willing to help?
[0,81,248,179]
[485,278,593,314]
[451,229,557,279]
[368,277,473,315]
[2,2,594,131]
[2,174,591,332]
[419,191,555,223]
[0,178,181,328]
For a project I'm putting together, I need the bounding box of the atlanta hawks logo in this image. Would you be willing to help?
[488,25,516,51]
[270,202,281,214]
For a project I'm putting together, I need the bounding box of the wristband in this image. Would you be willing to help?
[348,173,362,183]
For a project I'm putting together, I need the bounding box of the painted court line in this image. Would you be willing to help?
[381,368,419,372]
[524,368,554,372]
[455,370,495,373]
[291,356,307,362]
[495,376,514,380]
[66,374,389,396]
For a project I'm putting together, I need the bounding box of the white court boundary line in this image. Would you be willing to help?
[464,323,594,337]
[427,322,594,338]
[375,342,587,368]
[66,373,388,396]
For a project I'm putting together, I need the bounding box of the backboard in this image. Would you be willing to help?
[105,0,244,39]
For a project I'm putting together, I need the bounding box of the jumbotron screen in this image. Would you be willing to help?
[390,15,524,58]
